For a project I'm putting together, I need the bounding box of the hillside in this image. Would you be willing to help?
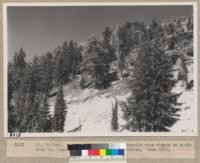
[48,16,195,134]
[49,77,131,133]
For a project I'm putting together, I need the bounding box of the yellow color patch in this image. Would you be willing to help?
[99,149,106,156]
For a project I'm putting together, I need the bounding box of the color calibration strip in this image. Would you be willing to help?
[68,143,126,160]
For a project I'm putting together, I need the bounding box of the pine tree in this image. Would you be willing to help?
[111,97,118,131]
[13,48,26,70]
[117,23,134,75]
[123,41,181,132]
[8,69,16,132]
[35,94,51,132]
[102,27,116,84]
[80,76,86,89]
[27,94,41,132]
[26,93,51,132]
[168,37,175,50]
[41,95,52,132]
[12,89,26,132]
[118,52,126,75]
[29,93,51,132]
[52,85,67,132]
[62,41,71,82]
[61,40,82,81]
[12,48,27,90]
[8,49,28,132]
[53,46,65,85]
[68,41,78,78]
[82,37,108,88]
[19,63,38,132]
[39,52,54,94]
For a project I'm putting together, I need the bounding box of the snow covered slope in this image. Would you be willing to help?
[49,66,196,135]
[48,16,196,135]
[49,78,131,134]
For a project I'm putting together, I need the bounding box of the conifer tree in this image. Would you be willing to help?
[38,94,52,132]
[80,76,86,89]
[13,48,26,70]
[52,85,67,132]
[18,62,38,132]
[117,23,134,75]
[39,52,54,94]
[53,46,65,85]
[27,94,41,132]
[8,49,28,132]
[8,69,16,132]
[102,27,116,83]
[111,97,118,131]
[62,41,71,82]
[82,37,108,88]
[25,93,51,132]
[12,89,27,132]
[12,48,27,90]
[123,41,180,132]
[68,40,78,78]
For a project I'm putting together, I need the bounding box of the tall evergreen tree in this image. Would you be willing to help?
[117,23,135,75]
[26,93,51,132]
[122,41,181,132]
[41,95,52,132]
[13,48,26,70]
[52,85,67,132]
[27,93,51,132]
[62,41,71,82]
[101,27,115,84]
[103,27,112,44]
[83,32,116,88]
[12,48,27,90]
[72,43,83,77]
[118,52,126,75]
[12,89,26,132]
[82,37,106,88]
[8,69,16,132]
[111,97,119,131]
[8,49,28,132]
[67,40,81,78]
[17,62,38,132]
[39,52,54,94]
[53,46,65,85]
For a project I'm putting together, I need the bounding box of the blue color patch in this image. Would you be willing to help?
[118,149,124,155]
[112,149,119,155]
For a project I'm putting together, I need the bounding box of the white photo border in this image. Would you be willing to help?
[3,2,198,137]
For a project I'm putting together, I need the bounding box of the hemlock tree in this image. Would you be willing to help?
[28,93,52,132]
[111,97,118,131]
[117,22,135,75]
[52,85,67,132]
[82,37,111,89]
[13,48,26,70]
[54,41,82,85]
[8,69,15,132]
[38,94,52,132]
[101,27,115,85]
[102,27,116,63]
[53,46,65,85]
[62,41,71,82]
[123,41,180,132]
[8,49,28,132]
[68,40,80,78]
[39,52,54,94]
[12,48,27,91]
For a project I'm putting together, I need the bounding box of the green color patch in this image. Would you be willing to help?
[106,149,112,155]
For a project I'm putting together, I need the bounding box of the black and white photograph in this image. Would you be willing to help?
[4,3,197,136]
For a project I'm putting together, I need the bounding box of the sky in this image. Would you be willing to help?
[7,5,193,61]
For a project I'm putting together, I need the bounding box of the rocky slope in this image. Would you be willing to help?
[49,16,195,135]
